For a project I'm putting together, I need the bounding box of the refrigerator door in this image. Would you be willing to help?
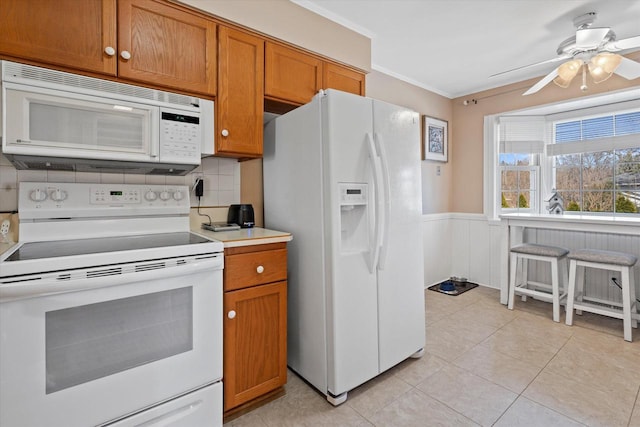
[322,90,380,396]
[372,100,426,372]
[263,98,329,395]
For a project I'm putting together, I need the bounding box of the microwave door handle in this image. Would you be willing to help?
[150,138,159,158]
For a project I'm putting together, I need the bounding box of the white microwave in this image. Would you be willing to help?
[1,61,214,175]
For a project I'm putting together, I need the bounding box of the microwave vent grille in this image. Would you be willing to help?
[2,61,198,108]
[19,160,75,171]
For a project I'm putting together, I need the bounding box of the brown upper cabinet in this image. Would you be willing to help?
[216,26,264,157]
[0,0,217,97]
[323,62,365,97]
[265,42,365,105]
[0,0,118,75]
[118,0,217,96]
[265,43,322,105]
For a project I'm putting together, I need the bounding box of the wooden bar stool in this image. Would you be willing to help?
[508,243,569,322]
[565,249,638,342]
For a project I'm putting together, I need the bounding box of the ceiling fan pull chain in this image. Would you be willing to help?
[581,65,588,92]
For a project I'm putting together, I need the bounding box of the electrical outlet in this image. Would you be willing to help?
[0,220,9,236]
[0,219,11,244]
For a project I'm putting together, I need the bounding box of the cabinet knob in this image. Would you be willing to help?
[221,129,229,137]
[104,46,116,56]
[256,265,264,274]
[227,310,236,319]
[120,50,132,60]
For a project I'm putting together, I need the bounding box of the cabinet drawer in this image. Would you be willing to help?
[224,249,287,291]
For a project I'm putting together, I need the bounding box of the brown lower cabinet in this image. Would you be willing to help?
[223,243,287,415]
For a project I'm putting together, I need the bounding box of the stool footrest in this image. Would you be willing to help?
[514,287,567,302]
[572,301,640,322]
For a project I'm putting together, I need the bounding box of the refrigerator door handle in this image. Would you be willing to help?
[366,132,383,274]
[374,132,391,270]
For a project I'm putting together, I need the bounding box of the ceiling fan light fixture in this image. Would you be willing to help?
[553,59,583,88]
[588,52,622,83]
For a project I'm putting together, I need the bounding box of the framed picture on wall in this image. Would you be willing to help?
[423,116,448,162]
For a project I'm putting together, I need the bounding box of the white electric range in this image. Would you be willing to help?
[0,182,224,427]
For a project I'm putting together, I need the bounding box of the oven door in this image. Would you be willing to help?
[0,255,223,427]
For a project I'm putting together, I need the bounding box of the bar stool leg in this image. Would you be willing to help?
[551,257,560,322]
[630,268,638,329]
[521,258,528,302]
[621,267,633,342]
[508,252,518,310]
[566,259,577,326]
[575,263,585,316]
[560,257,569,310]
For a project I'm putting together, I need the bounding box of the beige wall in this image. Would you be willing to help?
[181,1,455,220]
[366,71,453,213]
[451,51,640,214]
[178,0,370,72]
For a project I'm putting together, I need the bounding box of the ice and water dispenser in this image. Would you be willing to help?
[338,183,369,253]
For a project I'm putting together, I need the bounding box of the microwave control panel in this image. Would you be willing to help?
[160,109,201,163]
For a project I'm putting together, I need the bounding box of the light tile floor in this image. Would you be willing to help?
[225,286,640,427]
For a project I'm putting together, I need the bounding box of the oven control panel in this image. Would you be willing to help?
[19,182,191,219]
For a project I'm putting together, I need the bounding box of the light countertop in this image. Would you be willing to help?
[499,212,640,235]
[194,226,292,248]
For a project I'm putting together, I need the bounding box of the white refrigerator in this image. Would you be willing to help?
[263,89,425,405]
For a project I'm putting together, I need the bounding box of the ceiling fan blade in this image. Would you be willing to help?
[523,68,559,96]
[489,55,571,78]
[604,35,640,51]
[576,28,610,48]
[614,56,640,80]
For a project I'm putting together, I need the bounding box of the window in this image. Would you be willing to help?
[483,92,640,220]
[551,111,640,214]
[500,154,538,211]
[496,116,544,213]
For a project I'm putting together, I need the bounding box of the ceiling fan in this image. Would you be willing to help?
[492,12,640,96]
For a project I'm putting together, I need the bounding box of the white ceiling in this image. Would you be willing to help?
[292,0,640,98]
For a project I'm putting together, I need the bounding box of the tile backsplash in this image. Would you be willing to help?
[0,155,240,212]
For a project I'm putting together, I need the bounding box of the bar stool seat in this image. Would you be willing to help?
[565,249,638,342]
[508,243,569,322]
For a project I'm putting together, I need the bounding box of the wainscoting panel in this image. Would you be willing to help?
[423,213,640,308]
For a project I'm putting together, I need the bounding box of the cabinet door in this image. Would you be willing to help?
[118,0,217,96]
[0,0,117,75]
[224,281,287,411]
[217,26,264,157]
[323,62,365,96]
[265,43,322,105]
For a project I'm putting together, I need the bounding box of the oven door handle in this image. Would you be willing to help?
[0,255,222,302]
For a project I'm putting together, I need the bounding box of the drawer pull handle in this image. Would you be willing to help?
[228,310,236,319]
[256,265,264,274]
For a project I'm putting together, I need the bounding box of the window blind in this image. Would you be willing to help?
[547,110,640,156]
[498,116,546,153]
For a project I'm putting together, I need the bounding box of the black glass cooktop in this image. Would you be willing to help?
[6,232,212,262]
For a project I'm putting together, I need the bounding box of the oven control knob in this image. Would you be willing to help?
[144,191,158,201]
[159,191,172,201]
[29,188,47,202]
[173,191,184,201]
[50,188,68,202]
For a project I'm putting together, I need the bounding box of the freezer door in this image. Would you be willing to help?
[372,100,426,372]
[323,90,380,396]
[263,98,329,395]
